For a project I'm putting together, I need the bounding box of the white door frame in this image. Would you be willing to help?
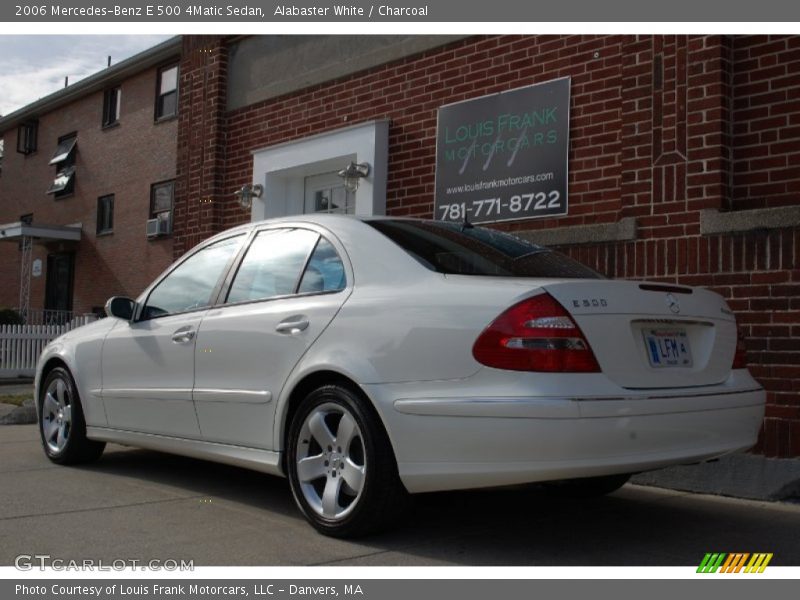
[250,120,390,221]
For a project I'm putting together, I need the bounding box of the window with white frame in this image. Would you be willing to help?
[304,172,356,215]
[155,64,178,120]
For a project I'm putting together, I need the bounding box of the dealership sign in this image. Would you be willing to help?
[435,77,570,224]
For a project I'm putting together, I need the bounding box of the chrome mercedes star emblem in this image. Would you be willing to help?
[666,293,680,314]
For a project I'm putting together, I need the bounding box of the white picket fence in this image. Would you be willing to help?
[0,316,97,378]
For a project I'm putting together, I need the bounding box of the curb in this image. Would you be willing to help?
[631,453,800,502]
[0,398,36,425]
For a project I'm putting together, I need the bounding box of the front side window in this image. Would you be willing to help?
[103,86,121,127]
[46,133,77,198]
[142,235,244,320]
[155,64,178,120]
[150,180,174,235]
[96,194,114,235]
[368,220,604,279]
[226,229,320,304]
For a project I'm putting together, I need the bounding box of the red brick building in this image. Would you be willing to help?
[0,33,796,470]
[174,34,800,461]
[0,37,182,319]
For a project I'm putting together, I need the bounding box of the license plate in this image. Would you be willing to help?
[643,328,693,368]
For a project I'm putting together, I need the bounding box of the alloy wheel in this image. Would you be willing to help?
[41,377,72,454]
[295,402,367,521]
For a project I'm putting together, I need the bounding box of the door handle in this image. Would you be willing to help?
[275,317,309,335]
[171,327,196,344]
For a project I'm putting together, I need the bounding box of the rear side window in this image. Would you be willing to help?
[368,220,603,279]
[298,238,346,294]
[226,228,319,304]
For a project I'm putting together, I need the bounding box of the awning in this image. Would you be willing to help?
[46,166,76,195]
[0,221,81,244]
[49,136,78,165]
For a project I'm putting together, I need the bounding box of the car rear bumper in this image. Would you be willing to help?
[366,372,765,494]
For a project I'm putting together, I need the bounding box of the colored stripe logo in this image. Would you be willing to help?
[697,553,773,573]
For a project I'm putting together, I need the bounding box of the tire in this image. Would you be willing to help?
[544,473,632,498]
[38,366,105,465]
[286,384,408,537]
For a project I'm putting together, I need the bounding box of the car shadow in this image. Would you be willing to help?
[74,444,300,519]
[70,445,797,566]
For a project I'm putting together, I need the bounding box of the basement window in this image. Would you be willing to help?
[46,133,77,198]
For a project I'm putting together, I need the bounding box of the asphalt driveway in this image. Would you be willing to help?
[1,424,798,566]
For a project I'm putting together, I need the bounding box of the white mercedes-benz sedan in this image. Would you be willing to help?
[35,215,765,536]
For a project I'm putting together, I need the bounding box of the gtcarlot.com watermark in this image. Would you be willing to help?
[15,554,194,571]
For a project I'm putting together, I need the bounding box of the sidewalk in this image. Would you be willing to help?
[0,380,34,396]
[0,379,35,424]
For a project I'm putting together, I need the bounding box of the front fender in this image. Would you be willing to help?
[35,319,118,427]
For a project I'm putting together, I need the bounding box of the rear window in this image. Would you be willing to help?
[368,220,603,279]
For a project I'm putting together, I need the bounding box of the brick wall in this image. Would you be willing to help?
[0,64,177,315]
[173,34,800,457]
[173,35,228,257]
[732,35,800,210]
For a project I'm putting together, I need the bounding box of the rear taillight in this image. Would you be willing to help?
[472,293,601,372]
[732,326,748,369]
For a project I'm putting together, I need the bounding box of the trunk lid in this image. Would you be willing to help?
[541,280,737,389]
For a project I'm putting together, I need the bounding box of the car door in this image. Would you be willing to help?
[101,234,245,438]
[192,226,351,449]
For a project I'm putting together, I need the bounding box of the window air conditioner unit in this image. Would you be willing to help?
[146,217,170,238]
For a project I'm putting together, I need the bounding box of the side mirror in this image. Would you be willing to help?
[105,296,135,321]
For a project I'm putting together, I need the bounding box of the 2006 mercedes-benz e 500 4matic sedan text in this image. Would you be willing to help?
[35,216,765,536]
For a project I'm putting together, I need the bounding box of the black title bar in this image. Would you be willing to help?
[3,0,800,22]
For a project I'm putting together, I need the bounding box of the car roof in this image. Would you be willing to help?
[202,213,417,244]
